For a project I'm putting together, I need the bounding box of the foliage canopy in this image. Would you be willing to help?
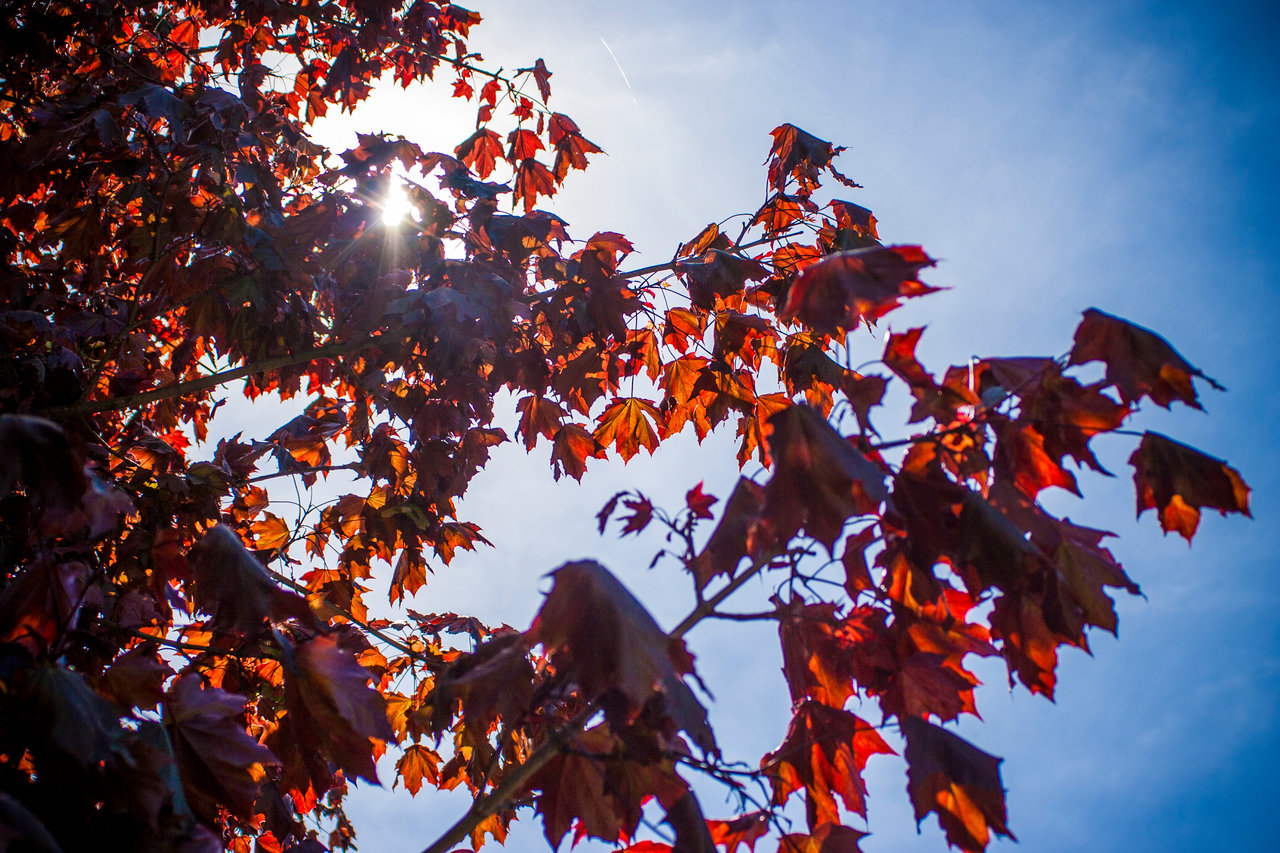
[0,2,1250,852]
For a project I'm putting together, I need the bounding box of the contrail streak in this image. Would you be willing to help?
[599,36,638,105]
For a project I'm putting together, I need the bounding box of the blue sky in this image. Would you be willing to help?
[300,1,1280,850]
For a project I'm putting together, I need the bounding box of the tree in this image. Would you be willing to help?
[0,2,1252,852]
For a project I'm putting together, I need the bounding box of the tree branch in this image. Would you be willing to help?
[672,550,780,640]
[418,701,599,853]
[38,335,382,420]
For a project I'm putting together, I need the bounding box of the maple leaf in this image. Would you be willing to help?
[395,744,441,796]
[663,355,712,409]
[165,674,279,823]
[777,823,868,853]
[988,591,1060,697]
[778,599,861,708]
[550,423,607,481]
[685,482,718,519]
[100,645,174,710]
[767,124,844,194]
[993,420,1079,497]
[1129,431,1250,540]
[902,717,1013,853]
[707,811,770,853]
[880,652,979,723]
[1012,364,1129,473]
[435,632,535,735]
[779,246,938,334]
[1068,308,1223,408]
[752,192,817,233]
[525,723,688,849]
[618,495,655,536]
[532,58,553,101]
[550,113,604,179]
[595,397,663,462]
[192,525,313,635]
[514,158,556,212]
[762,701,893,826]
[1049,521,1140,635]
[456,129,504,179]
[508,128,545,161]
[678,250,771,310]
[762,405,887,550]
[527,561,716,754]
[273,632,395,798]
[526,727,627,848]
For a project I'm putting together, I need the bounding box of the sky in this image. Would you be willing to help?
[288,1,1280,851]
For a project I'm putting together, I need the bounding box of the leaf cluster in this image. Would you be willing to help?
[0,3,1249,853]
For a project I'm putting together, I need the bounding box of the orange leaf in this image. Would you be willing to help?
[395,744,441,796]
[762,701,893,825]
[594,397,663,462]
[550,423,605,481]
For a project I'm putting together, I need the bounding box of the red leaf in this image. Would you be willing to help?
[1129,431,1251,540]
[507,128,544,161]
[1050,521,1140,635]
[271,633,395,802]
[688,477,766,590]
[527,561,716,754]
[192,525,313,635]
[1068,308,1222,408]
[532,58,553,101]
[707,811,770,853]
[514,158,556,212]
[101,645,173,710]
[685,482,718,520]
[780,246,938,334]
[778,598,870,709]
[679,250,771,310]
[902,717,1013,852]
[988,591,1060,698]
[526,724,687,848]
[515,395,568,450]
[455,128,504,179]
[762,701,893,826]
[165,674,279,822]
[619,495,654,536]
[766,124,843,195]
[762,405,887,550]
[993,421,1079,497]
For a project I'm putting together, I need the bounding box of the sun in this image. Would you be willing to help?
[381,177,412,227]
